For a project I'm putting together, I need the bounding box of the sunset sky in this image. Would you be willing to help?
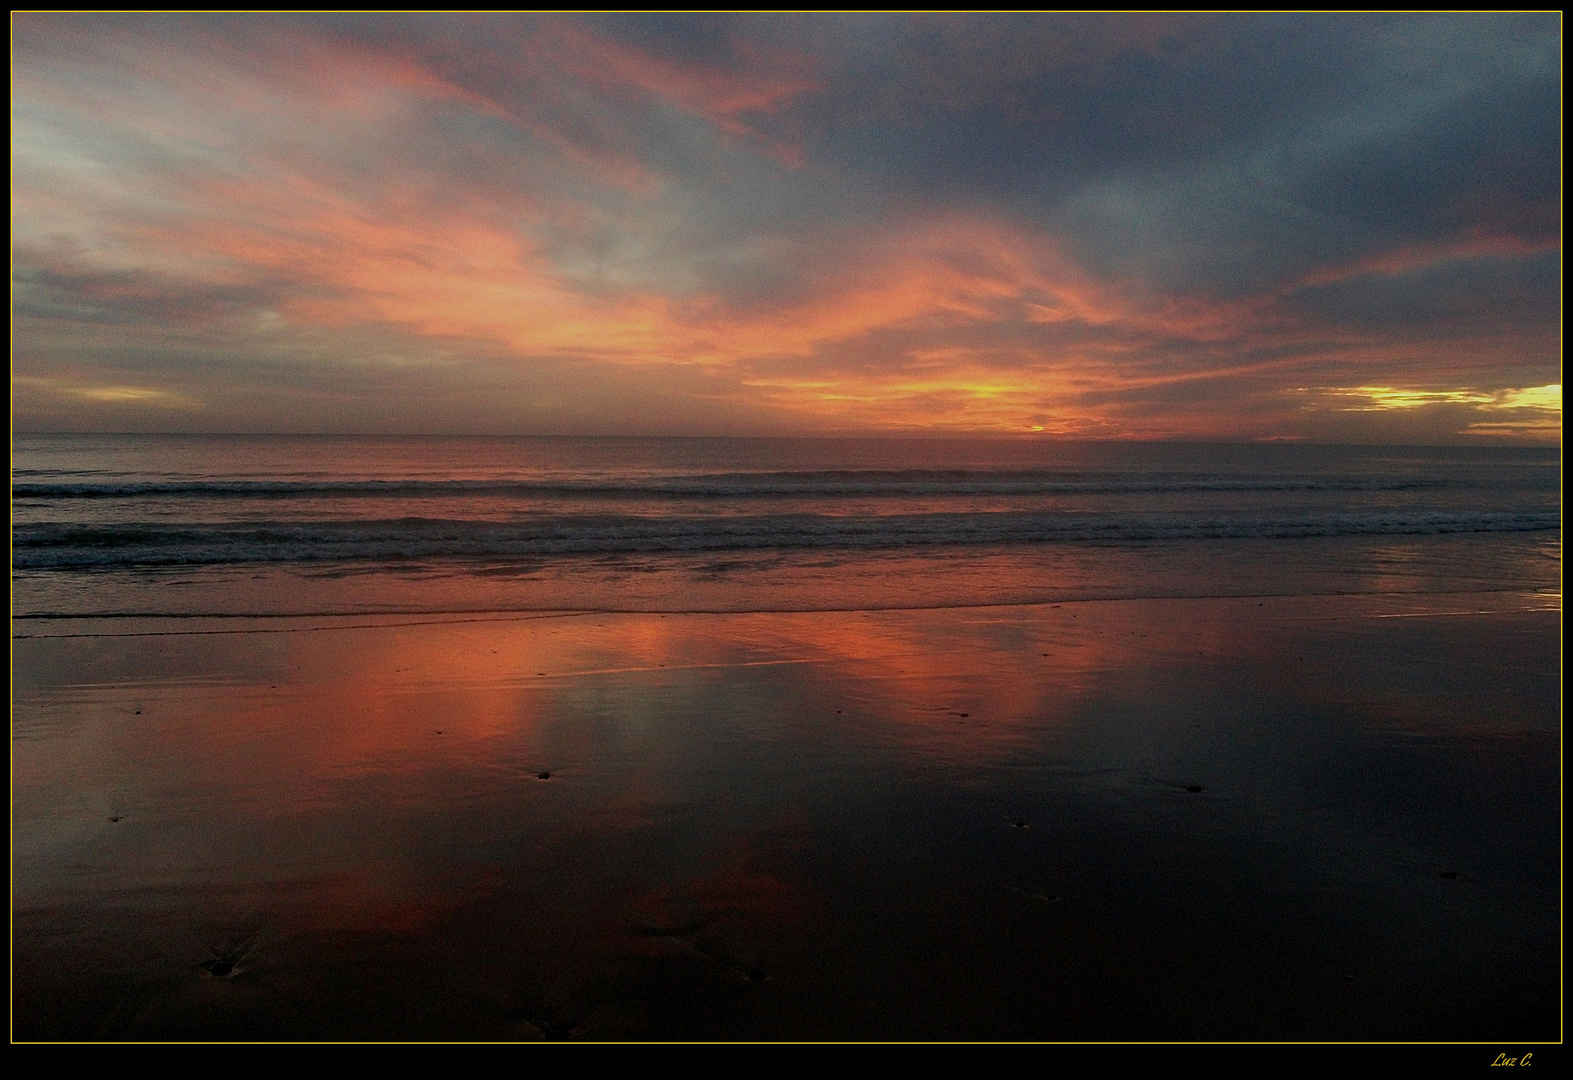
[11,13,1561,441]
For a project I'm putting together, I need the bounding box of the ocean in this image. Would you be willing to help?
[12,434,1562,618]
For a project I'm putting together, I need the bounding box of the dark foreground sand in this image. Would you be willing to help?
[12,591,1560,1041]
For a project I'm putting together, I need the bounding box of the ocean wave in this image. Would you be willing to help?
[12,510,1559,568]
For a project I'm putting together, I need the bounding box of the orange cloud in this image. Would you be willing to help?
[150,199,1216,430]
[529,20,818,164]
[88,170,1431,436]
[1290,233,1560,291]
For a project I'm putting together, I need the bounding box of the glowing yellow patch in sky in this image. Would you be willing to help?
[1495,384,1561,410]
[1335,386,1494,410]
[1464,419,1563,438]
[76,386,188,404]
[1322,384,1562,412]
[12,376,201,409]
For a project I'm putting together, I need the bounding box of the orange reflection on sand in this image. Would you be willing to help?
[759,604,1238,759]
[297,603,1237,767]
[39,603,1242,811]
[14,593,1446,944]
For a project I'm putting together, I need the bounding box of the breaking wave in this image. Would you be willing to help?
[13,509,1559,569]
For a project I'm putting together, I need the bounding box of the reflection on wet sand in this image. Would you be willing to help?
[13,592,1561,1040]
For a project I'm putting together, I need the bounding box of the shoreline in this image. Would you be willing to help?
[12,577,1563,629]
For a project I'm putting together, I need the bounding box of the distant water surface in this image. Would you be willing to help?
[12,435,1561,617]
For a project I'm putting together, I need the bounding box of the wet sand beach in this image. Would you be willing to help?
[13,589,1560,1041]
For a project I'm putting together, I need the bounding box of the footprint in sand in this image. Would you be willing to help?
[502,1003,595,1041]
[625,917,768,983]
[194,917,262,980]
[1002,883,1063,904]
[198,938,255,979]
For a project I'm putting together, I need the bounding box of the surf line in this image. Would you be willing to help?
[11,587,1548,639]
